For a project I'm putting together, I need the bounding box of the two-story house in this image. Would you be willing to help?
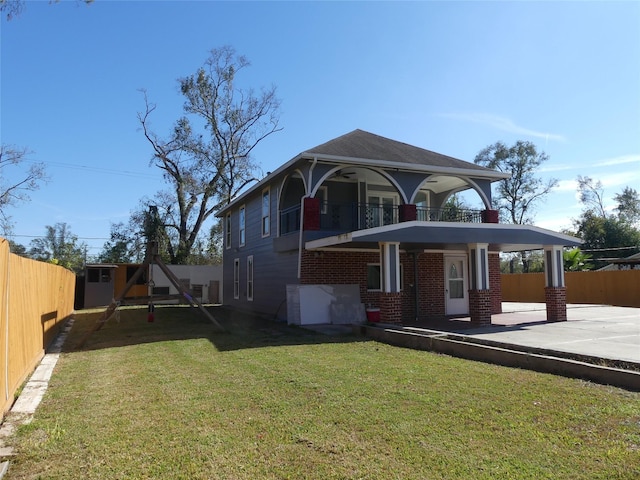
[217,129,580,326]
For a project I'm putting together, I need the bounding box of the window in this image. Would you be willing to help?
[239,205,246,246]
[233,258,240,299]
[126,265,147,285]
[225,212,231,249]
[247,255,254,301]
[366,263,403,291]
[262,189,270,237]
[366,264,381,291]
[87,268,112,283]
[152,286,170,295]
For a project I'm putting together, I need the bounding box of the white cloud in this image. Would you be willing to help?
[440,112,566,142]
[593,154,640,167]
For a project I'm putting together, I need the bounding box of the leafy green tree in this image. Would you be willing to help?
[475,140,558,272]
[28,223,87,273]
[572,181,640,267]
[563,247,593,272]
[138,46,282,264]
[614,186,640,226]
[97,222,138,264]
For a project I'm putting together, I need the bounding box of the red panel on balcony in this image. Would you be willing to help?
[303,197,320,230]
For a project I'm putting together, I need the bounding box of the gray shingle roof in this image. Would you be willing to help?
[303,129,492,173]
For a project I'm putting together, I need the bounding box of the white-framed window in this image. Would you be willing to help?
[317,185,328,214]
[233,258,240,299]
[239,205,246,247]
[225,212,231,249]
[367,263,403,291]
[247,255,254,301]
[262,188,270,237]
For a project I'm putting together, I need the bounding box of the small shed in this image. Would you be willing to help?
[84,263,148,308]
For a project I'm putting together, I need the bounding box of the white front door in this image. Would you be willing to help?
[444,255,469,316]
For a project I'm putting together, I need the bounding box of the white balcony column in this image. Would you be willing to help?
[468,243,490,291]
[544,245,565,288]
[379,242,401,293]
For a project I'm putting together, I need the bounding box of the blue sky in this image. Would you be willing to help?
[2,1,639,257]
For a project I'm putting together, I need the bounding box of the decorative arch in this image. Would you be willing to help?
[409,175,491,210]
[312,165,408,203]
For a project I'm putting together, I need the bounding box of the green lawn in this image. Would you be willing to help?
[6,305,640,479]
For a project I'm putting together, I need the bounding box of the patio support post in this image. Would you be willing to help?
[544,245,567,322]
[468,243,491,326]
[379,242,402,324]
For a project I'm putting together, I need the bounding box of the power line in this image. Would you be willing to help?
[24,159,163,180]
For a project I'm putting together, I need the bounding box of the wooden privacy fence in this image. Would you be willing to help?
[0,237,76,419]
[502,270,640,308]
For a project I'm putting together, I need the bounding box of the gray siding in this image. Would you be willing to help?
[223,181,300,320]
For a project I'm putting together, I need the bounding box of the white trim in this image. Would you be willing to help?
[217,153,507,216]
[305,220,582,251]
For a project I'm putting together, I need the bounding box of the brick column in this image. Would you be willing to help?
[544,245,567,322]
[380,292,402,324]
[489,253,502,314]
[482,209,499,223]
[469,289,492,326]
[545,286,567,322]
[399,204,417,222]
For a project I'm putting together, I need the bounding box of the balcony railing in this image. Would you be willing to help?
[279,202,485,236]
[416,206,483,223]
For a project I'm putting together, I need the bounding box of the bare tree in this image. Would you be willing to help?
[475,140,558,272]
[475,141,558,225]
[577,175,607,218]
[138,46,282,263]
[1,0,92,20]
[0,144,47,232]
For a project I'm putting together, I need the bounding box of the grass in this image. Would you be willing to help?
[6,305,640,479]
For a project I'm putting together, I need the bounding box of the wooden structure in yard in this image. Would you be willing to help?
[77,242,224,348]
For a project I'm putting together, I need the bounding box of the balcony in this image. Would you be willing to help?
[280,202,487,236]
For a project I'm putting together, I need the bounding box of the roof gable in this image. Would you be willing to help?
[303,129,492,173]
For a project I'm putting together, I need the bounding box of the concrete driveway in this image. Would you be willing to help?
[451,303,640,365]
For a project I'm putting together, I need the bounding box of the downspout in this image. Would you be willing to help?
[297,156,318,279]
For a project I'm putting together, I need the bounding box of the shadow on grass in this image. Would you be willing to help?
[65,304,364,353]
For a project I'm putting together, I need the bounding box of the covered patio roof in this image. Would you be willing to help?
[305,221,582,252]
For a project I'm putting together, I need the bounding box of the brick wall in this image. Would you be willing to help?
[469,289,492,325]
[380,292,403,324]
[489,253,502,314]
[545,286,567,322]
[417,252,445,320]
[300,250,381,307]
